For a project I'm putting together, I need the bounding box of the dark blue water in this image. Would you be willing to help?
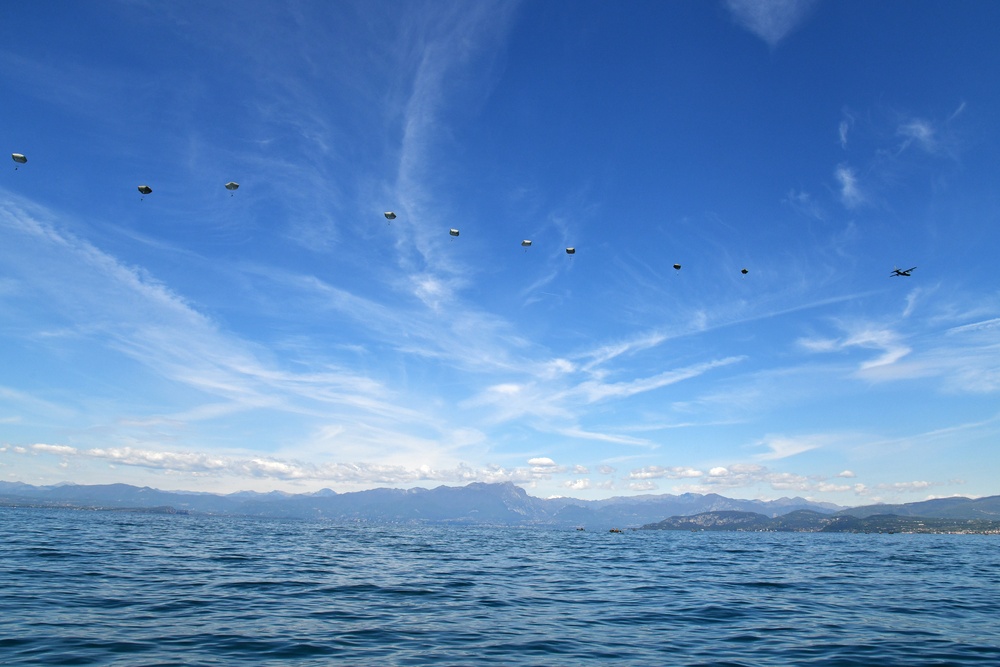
[1,508,998,665]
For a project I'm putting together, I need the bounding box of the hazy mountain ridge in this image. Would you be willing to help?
[837,495,1000,520]
[1,481,996,528]
[0,480,839,527]
[642,508,1000,533]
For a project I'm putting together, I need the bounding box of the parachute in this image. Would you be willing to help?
[566,247,576,255]
[11,153,26,169]
[741,268,749,275]
[521,240,532,248]
[384,211,396,223]
[138,185,152,199]
[225,181,239,193]
[449,228,460,237]
[673,263,681,270]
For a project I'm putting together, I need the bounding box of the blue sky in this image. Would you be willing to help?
[2,1,999,504]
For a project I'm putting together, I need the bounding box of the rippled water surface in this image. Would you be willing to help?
[2,508,999,665]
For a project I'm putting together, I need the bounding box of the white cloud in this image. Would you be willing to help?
[527,457,557,467]
[835,164,864,208]
[798,324,911,377]
[947,317,1000,336]
[753,434,824,460]
[784,189,825,220]
[573,356,745,403]
[555,427,655,447]
[628,465,703,480]
[563,478,591,491]
[879,480,934,492]
[837,470,855,478]
[15,442,560,487]
[676,464,815,494]
[628,480,658,492]
[725,0,818,47]
[897,119,936,152]
[30,443,78,456]
[838,116,852,149]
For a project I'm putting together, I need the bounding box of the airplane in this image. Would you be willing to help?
[890,266,917,277]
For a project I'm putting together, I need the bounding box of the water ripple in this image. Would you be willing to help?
[1,508,999,665]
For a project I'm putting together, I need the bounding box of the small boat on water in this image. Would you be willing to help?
[609,528,623,533]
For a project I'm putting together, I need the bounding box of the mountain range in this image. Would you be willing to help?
[641,509,1000,534]
[1,481,997,529]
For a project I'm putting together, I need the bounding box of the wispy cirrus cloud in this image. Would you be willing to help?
[753,433,828,460]
[797,306,1000,392]
[838,112,854,149]
[835,164,864,208]
[0,197,478,462]
[784,189,826,221]
[897,118,936,153]
[725,0,819,47]
[798,324,911,375]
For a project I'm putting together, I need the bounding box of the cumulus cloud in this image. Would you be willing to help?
[598,465,616,475]
[837,470,856,478]
[528,457,557,467]
[563,478,591,491]
[528,457,566,475]
[675,464,821,494]
[628,465,703,480]
[30,443,78,456]
[16,442,565,486]
[815,482,852,493]
[725,0,818,47]
[879,480,934,492]
[628,480,658,492]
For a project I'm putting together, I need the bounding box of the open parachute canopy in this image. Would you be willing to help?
[741,268,749,275]
[137,185,152,195]
[225,181,239,191]
[384,211,396,221]
[566,247,576,255]
[12,153,27,165]
[449,228,460,237]
[521,240,532,248]
[673,263,682,270]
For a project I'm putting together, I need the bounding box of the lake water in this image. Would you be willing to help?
[1,507,998,665]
